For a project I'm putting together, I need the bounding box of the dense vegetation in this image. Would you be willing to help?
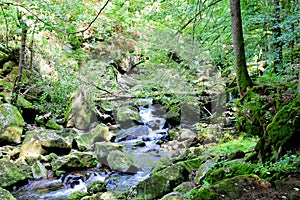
[0,0,299,199]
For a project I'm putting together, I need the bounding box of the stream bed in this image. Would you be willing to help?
[12,98,172,199]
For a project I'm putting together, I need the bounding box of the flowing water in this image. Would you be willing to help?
[13,99,172,199]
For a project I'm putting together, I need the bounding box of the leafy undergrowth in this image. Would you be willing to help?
[185,134,300,200]
[204,136,258,155]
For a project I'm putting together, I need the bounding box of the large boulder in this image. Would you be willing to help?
[0,159,32,188]
[115,125,150,142]
[115,105,141,128]
[75,124,115,150]
[164,104,181,128]
[51,150,98,173]
[189,175,262,200]
[135,157,204,199]
[19,127,75,160]
[64,88,97,130]
[87,180,107,194]
[262,99,300,160]
[107,150,138,173]
[0,103,25,145]
[94,142,122,165]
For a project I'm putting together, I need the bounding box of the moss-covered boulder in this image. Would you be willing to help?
[262,99,300,160]
[0,187,16,200]
[94,142,122,166]
[135,157,204,199]
[68,190,87,200]
[0,159,32,188]
[0,103,25,145]
[164,104,180,128]
[107,150,138,173]
[204,160,258,184]
[31,160,48,179]
[190,175,261,200]
[87,180,107,194]
[64,88,97,130]
[115,105,141,128]
[19,127,75,160]
[76,124,115,150]
[51,150,98,173]
[195,158,215,185]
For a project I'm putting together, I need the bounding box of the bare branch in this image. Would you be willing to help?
[0,0,111,34]
[70,0,111,34]
[177,0,223,33]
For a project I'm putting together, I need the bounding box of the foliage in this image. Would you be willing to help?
[254,154,300,183]
[205,136,258,155]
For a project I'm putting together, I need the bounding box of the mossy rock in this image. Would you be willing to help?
[64,88,96,130]
[87,180,107,194]
[136,156,205,199]
[0,159,32,188]
[165,105,181,128]
[190,175,260,200]
[116,105,141,128]
[257,99,300,161]
[17,95,32,109]
[45,119,62,130]
[135,174,172,200]
[267,100,300,147]
[19,127,75,161]
[31,160,48,179]
[68,190,87,200]
[0,187,16,200]
[0,103,25,145]
[76,124,115,150]
[107,150,137,173]
[205,160,258,184]
[51,150,98,172]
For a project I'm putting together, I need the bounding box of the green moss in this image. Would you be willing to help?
[87,180,107,194]
[68,190,87,200]
[205,160,258,184]
[266,100,299,148]
[135,174,171,199]
[190,175,260,200]
[17,95,32,109]
[46,119,62,130]
[205,136,258,155]
[0,159,32,188]
[0,187,16,200]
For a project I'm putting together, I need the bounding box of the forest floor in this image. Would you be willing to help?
[232,173,300,200]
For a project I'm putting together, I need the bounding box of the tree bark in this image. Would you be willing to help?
[11,17,27,105]
[230,0,253,97]
[271,0,283,72]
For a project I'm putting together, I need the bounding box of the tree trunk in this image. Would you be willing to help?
[230,0,252,97]
[271,0,283,72]
[11,17,27,105]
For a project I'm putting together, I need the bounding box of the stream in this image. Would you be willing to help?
[13,98,172,199]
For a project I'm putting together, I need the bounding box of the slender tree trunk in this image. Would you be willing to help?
[271,0,283,72]
[11,18,27,105]
[230,0,252,97]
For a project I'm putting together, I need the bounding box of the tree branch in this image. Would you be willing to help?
[70,0,111,34]
[0,0,111,34]
[78,77,113,95]
[177,0,223,33]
